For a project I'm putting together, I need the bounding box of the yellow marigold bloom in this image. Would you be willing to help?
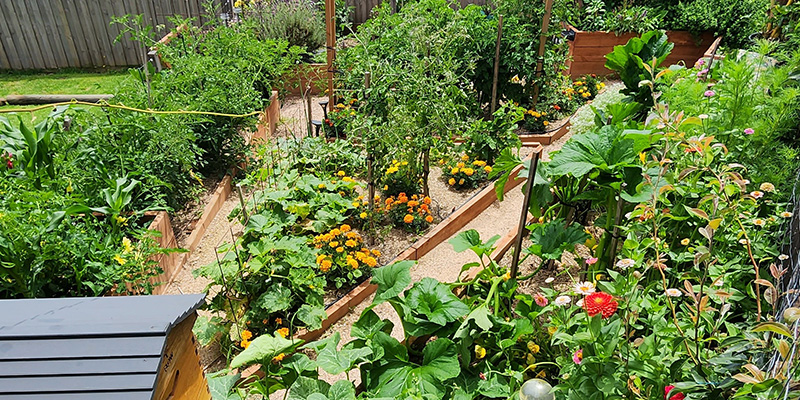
[547,326,557,335]
[404,214,414,223]
[527,342,540,354]
[463,168,474,176]
[423,197,431,205]
[408,200,419,207]
[372,249,381,256]
[336,247,344,253]
[241,330,253,341]
[352,201,360,207]
[473,160,486,166]
[337,170,346,176]
[240,339,251,349]
[345,239,358,247]
[475,345,486,359]
[343,177,353,182]
[114,254,126,265]
[457,162,465,168]
[341,224,351,232]
[331,228,341,235]
[459,179,465,185]
[321,260,332,272]
[348,258,359,269]
[277,328,289,338]
[451,167,459,174]
[272,353,286,363]
[543,121,549,126]
[329,241,339,248]
[484,166,492,173]
[316,254,326,264]
[122,237,133,254]
[448,178,456,185]
[401,161,408,166]
[461,154,470,161]
[681,238,690,246]
[425,215,434,223]
[364,257,377,267]
[360,212,368,219]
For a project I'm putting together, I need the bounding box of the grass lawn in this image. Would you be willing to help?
[0,69,129,97]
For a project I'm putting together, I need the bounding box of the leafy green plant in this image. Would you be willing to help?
[604,30,674,110]
[241,0,326,54]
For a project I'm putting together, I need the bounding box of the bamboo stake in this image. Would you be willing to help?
[510,150,542,278]
[531,0,555,107]
[490,15,503,116]
[325,0,336,106]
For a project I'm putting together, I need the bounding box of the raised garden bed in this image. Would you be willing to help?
[564,25,716,76]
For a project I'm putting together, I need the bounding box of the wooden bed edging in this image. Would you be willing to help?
[145,92,280,293]
[519,118,572,146]
[564,25,716,77]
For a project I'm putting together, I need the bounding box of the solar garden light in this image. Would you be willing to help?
[519,378,555,400]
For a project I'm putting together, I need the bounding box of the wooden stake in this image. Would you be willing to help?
[490,15,503,116]
[531,0,555,107]
[510,150,541,279]
[305,86,313,137]
[365,72,376,245]
[325,0,336,106]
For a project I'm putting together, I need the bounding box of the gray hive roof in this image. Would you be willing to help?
[0,294,205,400]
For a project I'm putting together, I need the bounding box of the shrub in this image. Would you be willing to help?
[241,0,326,54]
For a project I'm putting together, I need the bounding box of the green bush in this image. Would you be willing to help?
[241,0,326,54]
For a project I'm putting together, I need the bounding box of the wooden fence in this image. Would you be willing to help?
[0,0,207,70]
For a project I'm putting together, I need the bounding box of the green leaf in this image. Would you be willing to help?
[193,315,226,347]
[297,304,327,330]
[526,219,589,261]
[288,376,331,400]
[752,322,793,337]
[449,230,482,253]
[207,372,243,400]
[317,334,373,375]
[372,261,414,304]
[230,334,302,369]
[406,278,470,326]
[328,380,357,400]
[351,309,394,340]
[372,338,460,399]
[253,284,293,313]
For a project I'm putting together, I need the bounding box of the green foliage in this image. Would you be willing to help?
[525,219,589,261]
[671,0,769,48]
[240,0,326,54]
[605,30,674,109]
[459,103,524,164]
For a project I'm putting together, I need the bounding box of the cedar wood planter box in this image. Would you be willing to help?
[564,25,715,77]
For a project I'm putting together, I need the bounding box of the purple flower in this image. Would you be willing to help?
[704,90,715,97]
[744,128,755,135]
[696,59,706,67]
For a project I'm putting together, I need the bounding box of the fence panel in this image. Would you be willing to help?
[0,0,208,70]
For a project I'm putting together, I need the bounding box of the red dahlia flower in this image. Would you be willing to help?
[664,385,685,400]
[583,292,618,318]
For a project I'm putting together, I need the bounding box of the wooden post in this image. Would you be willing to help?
[510,150,541,278]
[531,0,554,107]
[325,0,336,106]
[306,86,313,137]
[490,15,503,116]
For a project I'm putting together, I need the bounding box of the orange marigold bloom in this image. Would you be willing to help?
[277,327,289,338]
[240,339,251,349]
[241,330,253,341]
[364,257,378,267]
[372,249,381,257]
[336,247,344,253]
[423,197,431,205]
[345,239,358,247]
[408,200,419,207]
[320,259,332,272]
[583,292,618,319]
[340,224,351,232]
[425,215,434,223]
[272,353,286,363]
[404,214,414,223]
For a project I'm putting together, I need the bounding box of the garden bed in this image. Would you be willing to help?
[564,25,716,76]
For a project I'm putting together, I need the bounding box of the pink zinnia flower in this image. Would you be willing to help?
[572,349,583,364]
[704,90,715,97]
[534,293,548,307]
[696,68,709,77]
[744,128,754,135]
[696,59,706,67]
[586,257,598,265]
[664,385,686,400]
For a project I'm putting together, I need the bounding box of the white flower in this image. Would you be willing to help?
[545,277,555,284]
[754,218,766,227]
[750,191,764,199]
[739,238,750,245]
[743,179,751,185]
[779,254,789,261]
[698,114,709,120]
[554,296,572,306]
[713,278,724,287]
[665,288,682,297]
[616,258,636,269]
[760,182,775,192]
[576,298,584,307]
[573,281,596,295]
[781,211,793,218]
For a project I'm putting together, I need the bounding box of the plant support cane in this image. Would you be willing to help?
[510,150,542,279]
[531,0,554,107]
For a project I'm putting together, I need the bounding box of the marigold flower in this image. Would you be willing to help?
[348,258,359,269]
[320,259,332,272]
[474,345,486,359]
[404,214,414,223]
[574,281,596,295]
[423,197,431,205]
[408,200,419,207]
[665,288,682,297]
[572,349,583,364]
[451,167,459,174]
[272,353,286,363]
[448,178,456,185]
[463,168,474,176]
[584,292,618,319]
[275,317,282,325]
[336,247,344,253]
[425,215,434,223]
[534,293,548,306]
[484,166,492,173]
[277,328,289,338]
[371,249,381,256]
[337,170,345,176]
[472,160,485,166]
[330,228,341,236]
[241,330,253,341]
[364,257,378,267]
[458,179,465,185]
[457,162,465,168]
[329,241,339,248]
[318,183,326,189]
[461,154,470,161]
[344,239,357,247]
[527,342,540,353]
[240,339,251,349]
[554,295,571,306]
[681,238,690,245]
[360,212,368,219]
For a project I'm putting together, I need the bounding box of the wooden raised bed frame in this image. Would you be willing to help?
[564,25,715,77]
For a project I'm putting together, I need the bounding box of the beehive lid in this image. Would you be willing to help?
[0,294,205,400]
